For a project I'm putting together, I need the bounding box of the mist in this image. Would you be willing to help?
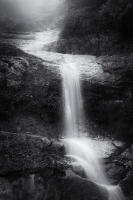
[16,0,61,17]
[0,0,61,18]
[0,0,64,31]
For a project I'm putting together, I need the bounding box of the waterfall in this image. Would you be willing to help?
[61,63,83,136]
[60,63,125,200]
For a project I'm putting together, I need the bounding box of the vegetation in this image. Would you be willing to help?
[57,0,133,55]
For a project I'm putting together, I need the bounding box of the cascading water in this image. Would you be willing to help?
[61,63,125,200]
[61,63,83,136]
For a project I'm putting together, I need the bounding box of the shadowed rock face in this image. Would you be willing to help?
[0,131,108,200]
[0,169,108,200]
[0,43,62,137]
[45,170,108,200]
[0,132,66,175]
[83,55,133,141]
[120,171,133,200]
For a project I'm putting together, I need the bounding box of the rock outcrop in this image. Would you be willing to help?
[0,132,66,175]
[0,43,62,137]
[83,55,133,141]
[120,171,133,200]
[0,131,109,200]
[0,168,108,200]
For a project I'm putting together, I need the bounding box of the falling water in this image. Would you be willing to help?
[61,63,83,136]
[61,63,125,200]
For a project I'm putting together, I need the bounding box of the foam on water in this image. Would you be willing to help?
[63,137,107,184]
[61,63,125,200]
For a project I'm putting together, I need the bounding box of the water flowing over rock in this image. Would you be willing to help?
[62,137,107,184]
[0,31,131,200]
[60,63,126,200]
[61,63,83,136]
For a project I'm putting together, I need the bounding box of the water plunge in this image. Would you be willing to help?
[61,63,125,200]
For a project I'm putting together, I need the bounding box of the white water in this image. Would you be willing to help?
[61,64,125,200]
[61,64,83,136]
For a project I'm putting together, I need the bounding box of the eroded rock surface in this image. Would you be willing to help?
[0,43,62,137]
[83,55,133,141]
[0,132,67,175]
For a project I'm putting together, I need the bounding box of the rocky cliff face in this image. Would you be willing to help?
[0,132,66,175]
[83,54,133,141]
[0,43,62,137]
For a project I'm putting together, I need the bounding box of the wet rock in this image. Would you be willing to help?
[0,132,67,175]
[120,171,133,200]
[0,177,13,200]
[0,169,108,200]
[131,144,133,153]
[0,174,44,200]
[120,149,133,160]
[104,145,133,184]
[0,42,62,126]
[83,55,133,141]
[124,161,133,170]
[107,166,126,181]
[45,169,108,200]
[5,57,28,89]
[70,162,85,177]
